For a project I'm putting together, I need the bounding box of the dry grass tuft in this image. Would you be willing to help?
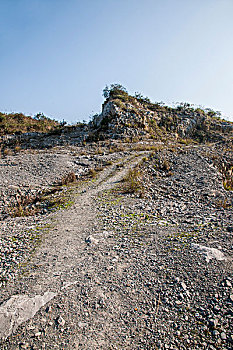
[89,168,97,178]
[216,198,232,209]
[132,144,163,152]
[121,167,144,195]
[3,148,13,156]
[59,172,76,186]
[14,145,21,153]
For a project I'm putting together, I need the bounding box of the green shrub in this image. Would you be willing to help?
[103,84,129,100]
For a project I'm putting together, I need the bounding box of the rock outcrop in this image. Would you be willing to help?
[91,94,233,142]
[1,88,233,150]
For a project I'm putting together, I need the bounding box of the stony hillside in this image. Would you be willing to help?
[90,85,233,142]
[1,85,233,154]
[0,87,232,349]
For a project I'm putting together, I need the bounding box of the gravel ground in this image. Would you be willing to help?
[0,142,232,349]
[0,143,130,219]
[0,144,130,288]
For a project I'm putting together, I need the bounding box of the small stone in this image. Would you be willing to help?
[220,332,227,340]
[212,330,219,337]
[181,282,187,290]
[85,235,98,244]
[78,321,88,328]
[225,279,232,287]
[209,318,218,328]
[19,343,30,349]
[34,331,41,337]
[56,316,65,327]
[214,305,221,313]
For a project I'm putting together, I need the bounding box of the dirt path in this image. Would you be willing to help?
[1,147,232,350]
[0,152,147,349]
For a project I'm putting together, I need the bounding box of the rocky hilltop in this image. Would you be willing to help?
[0,87,232,349]
[90,85,233,142]
[1,85,233,152]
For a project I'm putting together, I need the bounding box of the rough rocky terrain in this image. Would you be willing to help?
[0,88,233,349]
[0,139,232,350]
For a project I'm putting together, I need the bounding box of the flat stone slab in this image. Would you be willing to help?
[191,243,226,263]
[0,291,56,340]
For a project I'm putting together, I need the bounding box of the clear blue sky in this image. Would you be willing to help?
[1,0,233,123]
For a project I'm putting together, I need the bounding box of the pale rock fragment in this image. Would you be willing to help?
[0,291,56,340]
[191,243,226,263]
